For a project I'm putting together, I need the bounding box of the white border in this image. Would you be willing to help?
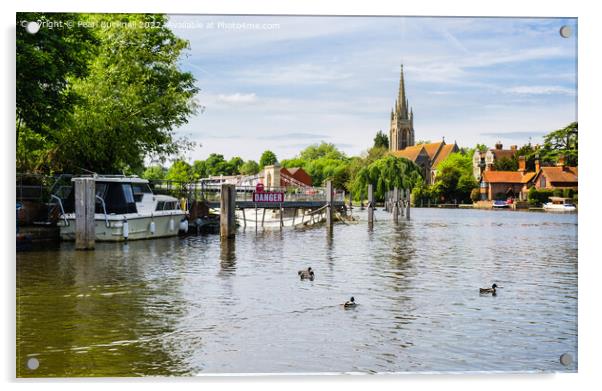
[3,1,600,390]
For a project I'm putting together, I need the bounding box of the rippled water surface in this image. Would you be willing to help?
[16,208,578,376]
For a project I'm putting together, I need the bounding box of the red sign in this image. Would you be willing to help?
[255,182,264,192]
[253,191,284,203]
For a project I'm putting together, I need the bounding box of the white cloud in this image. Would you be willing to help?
[216,93,258,104]
[504,86,576,95]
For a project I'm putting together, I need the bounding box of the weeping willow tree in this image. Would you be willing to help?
[350,155,423,202]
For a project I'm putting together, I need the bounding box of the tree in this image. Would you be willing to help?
[37,13,199,173]
[228,156,244,174]
[165,160,193,182]
[540,122,578,166]
[142,165,166,181]
[373,131,389,149]
[16,13,96,149]
[192,160,208,179]
[475,143,488,153]
[259,150,278,169]
[205,153,229,176]
[240,160,260,175]
[298,142,345,161]
[433,152,477,203]
[350,155,423,201]
[493,156,518,171]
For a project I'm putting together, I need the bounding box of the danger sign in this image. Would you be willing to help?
[252,191,284,203]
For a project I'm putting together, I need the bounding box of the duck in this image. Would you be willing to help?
[479,283,499,295]
[343,296,356,308]
[298,267,315,281]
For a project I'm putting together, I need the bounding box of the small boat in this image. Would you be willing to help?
[492,200,509,209]
[543,197,577,212]
[56,175,188,241]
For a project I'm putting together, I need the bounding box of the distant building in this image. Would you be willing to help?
[479,156,535,201]
[473,142,519,180]
[389,64,415,152]
[531,156,578,191]
[202,163,312,189]
[392,140,459,184]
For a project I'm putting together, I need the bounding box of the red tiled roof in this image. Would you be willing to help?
[390,145,425,162]
[490,149,515,160]
[419,141,444,160]
[482,171,535,184]
[539,166,578,184]
[432,143,458,168]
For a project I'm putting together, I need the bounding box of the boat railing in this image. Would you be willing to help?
[50,194,69,227]
[95,195,110,227]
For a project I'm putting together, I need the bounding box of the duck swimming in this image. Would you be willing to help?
[479,283,499,295]
[343,296,356,308]
[298,267,315,281]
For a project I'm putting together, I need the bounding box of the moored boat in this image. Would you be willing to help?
[543,196,577,212]
[56,176,188,241]
[492,200,509,208]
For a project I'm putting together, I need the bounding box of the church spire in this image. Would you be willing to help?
[397,64,409,120]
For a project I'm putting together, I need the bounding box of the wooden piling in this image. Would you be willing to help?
[242,208,246,229]
[406,188,411,220]
[368,184,374,225]
[280,204,284,229]
[74,178,95,250]
[393,187,399,223]
[326,180,333,231]
[220,184,236,239]
[255,204,258,233]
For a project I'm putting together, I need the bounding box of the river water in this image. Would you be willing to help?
[16,208,578,376]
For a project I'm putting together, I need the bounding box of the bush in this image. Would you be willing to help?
[470,188,480,202]
[528,187,555,206]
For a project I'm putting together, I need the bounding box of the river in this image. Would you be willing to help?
[16,208,578,376]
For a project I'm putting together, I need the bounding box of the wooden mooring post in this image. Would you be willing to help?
[220,184,236,239]
[74,178,95,250]
[367,184,374,225]
[393,187,399,223]
[326,180,333,231]
[405,188,411,220]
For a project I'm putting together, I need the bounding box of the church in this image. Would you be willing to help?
[388,64,459,184]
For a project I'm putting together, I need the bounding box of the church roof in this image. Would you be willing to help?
[390,145,426,162]
[432,143,459,168]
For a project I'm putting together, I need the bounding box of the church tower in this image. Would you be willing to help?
[389,64,415,152]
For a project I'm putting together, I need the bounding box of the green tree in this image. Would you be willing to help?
[142,165,166,181]
[205,153,229,176]
[493,156,518,171]
[540,122,578,166]
[373,130,389,149]
[475,143,488,153]
[298,142,345,161]
[16,13,96,151]
[165,160,193,182]
[192,160,208,179]
[240,160,260,175]
[259,150,278,169]
[350,155,423,201]
[47,14,199,173]
[228,156,244,174]
[433,153,477,203]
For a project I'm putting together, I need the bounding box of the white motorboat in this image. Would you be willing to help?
[543,196,577,212]
[56,176,188,241]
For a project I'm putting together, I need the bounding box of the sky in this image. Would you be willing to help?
[167,15,577,163]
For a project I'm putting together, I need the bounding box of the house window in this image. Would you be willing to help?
[540,176,546,188]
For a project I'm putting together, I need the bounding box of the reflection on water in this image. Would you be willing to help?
[16,208,577,376]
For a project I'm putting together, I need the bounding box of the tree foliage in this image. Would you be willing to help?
[17,13,199,174]
[259,150,278,169]
[142,165,166,181]
[540,122,578,166]
[165,160,193,182]
[350,155,423,201]
[240,160,260,175]
[431,152,477,203]
[281,142,349,187]
[373,131,389,149]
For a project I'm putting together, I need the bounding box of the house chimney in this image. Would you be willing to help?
[535,155,540,172]
[556,154,565,167]
[518,156,526,173]
[510,145,517,151]
[495,141,503,150]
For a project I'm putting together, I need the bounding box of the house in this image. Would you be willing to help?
[479,156,535,200]
[531,156,577,190]
[391,140,460,184]
[473,142,519,180]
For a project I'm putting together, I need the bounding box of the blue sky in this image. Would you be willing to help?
[168,15,577,163]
